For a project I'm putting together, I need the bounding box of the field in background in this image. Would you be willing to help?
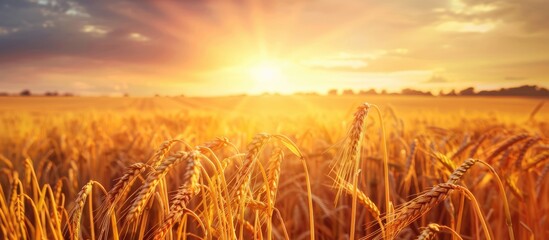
[0,95,548,239]
[1,95,545,115]
[1,95,546,125]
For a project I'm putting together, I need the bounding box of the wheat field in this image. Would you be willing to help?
[0,95,547,240]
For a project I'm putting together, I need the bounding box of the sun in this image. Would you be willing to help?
[249,62,282,83]
[246,60,290,93]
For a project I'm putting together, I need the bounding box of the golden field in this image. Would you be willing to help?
[0,95,548,240]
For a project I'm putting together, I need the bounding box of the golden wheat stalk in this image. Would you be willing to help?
[53,179,65,229]
[70,181,94,240]
[332,103,371,240]
[247,149,284,240]
[450,136,472,160]
[99,162,148,239]
[54,179,63,206]
[338,180,380,219]
[9,175,25,237]
[126,151,195,222]
[514,137,540,169]
[447,158,478,184]
[505,174,524,201]
[247,199,269,211]
[414,223,439,240]
[153,152,202,240]
[233,133,271,205]
[333,103,370,201]
[434,152,457,173]
[498,147,512,169]
[404,139,418,181]
[486,133,529,162]
[468,134,488,158]
[150,139,183,168]
[265,148,283,205]
[415,223,464,240]
[385,183,478,239]
[228,133,272,240]
[107,163,148,205]
[524,152,549,170]
[8,172,19,212]
[536,163,549,195]
[199,136,230,153]
[247,148,284,215]
[15,192,24,227]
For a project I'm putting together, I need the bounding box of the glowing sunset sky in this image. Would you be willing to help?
[0,0,548,96]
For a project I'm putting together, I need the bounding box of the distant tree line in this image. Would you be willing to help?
[1,85,547,97]
[320,85,548,97]
[0,89,74,97]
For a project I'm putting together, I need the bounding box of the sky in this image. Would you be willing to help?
[0,0,548,96]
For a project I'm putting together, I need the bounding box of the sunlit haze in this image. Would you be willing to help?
[0,0,548,96]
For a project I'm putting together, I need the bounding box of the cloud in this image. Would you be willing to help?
[128,32,149,42]
[0,27,9,36]
[435,0,497,15]
[302,48,413,72]
[436,21,496,33]
[436,0,549,33]
[64,1,90,17]
[0,1,184,67]
[81,24,109,36]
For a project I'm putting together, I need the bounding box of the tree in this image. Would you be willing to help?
[359,89,377,95]
[459,87,475,96]
[342,89,354,95]
[328,89,338,95]
[446,89,457,96]
[401,88,433,96]
[45,91,59,96]
[20,89,31,96]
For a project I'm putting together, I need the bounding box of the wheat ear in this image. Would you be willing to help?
[70,181,94,240]
[126,151,193,222]
[404,139,418,181]
[98,163,148,239]
[233,133,271,205]
[486,133,528,162]
[153,152,201,240]
[415,223,464,240]
[447,159,478,184]
[514,137,540,169]
[386,183,465,238]
[524,152,549,170]
[333,103,370,203]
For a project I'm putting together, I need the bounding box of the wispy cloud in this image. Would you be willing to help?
[302,49,411,72]
[0,27,9,36]
[81,25,109,36]
[128,32,149,42]
[436,21,496,33]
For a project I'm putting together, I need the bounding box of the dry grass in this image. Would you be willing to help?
[0,96,547,239]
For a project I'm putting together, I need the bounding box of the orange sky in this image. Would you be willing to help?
[0,0,548,96]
